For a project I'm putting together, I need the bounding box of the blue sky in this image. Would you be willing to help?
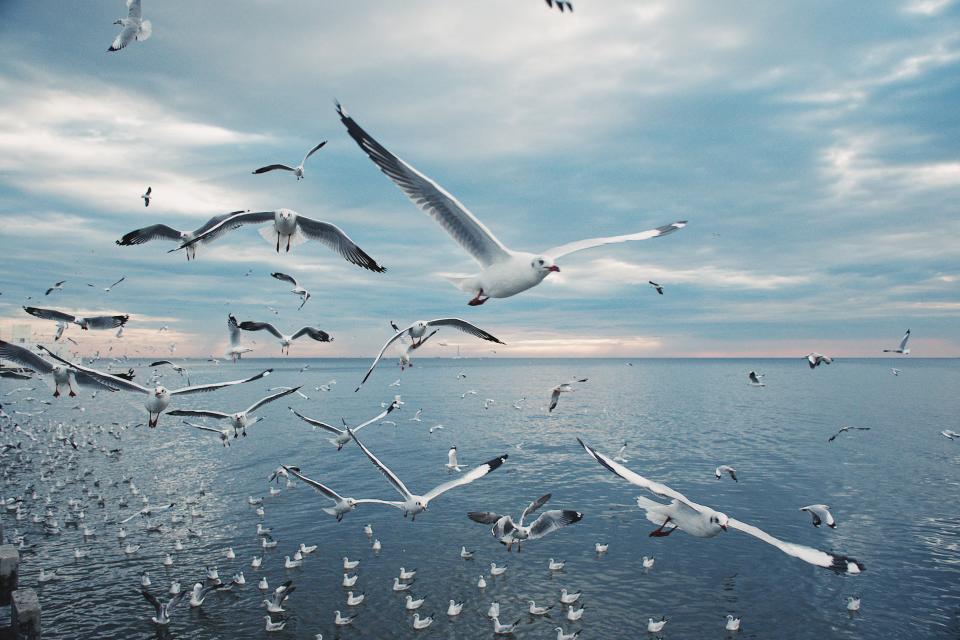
[0,0,957,358]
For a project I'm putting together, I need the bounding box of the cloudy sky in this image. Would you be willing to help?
[0,0,957,358]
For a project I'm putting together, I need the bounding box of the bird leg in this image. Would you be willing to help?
[649,517,676,537]
[286,235,291,252]
[53,387,61,398]
[467,290,489,306]
[148,413,159,428]
[68,383,77,397]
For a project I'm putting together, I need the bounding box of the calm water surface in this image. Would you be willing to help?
[1,358,958,639]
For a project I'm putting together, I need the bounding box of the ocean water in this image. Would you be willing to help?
[1,357,958,639]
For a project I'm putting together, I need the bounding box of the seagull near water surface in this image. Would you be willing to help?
[337,103,687,305]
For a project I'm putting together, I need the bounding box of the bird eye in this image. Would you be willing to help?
[538,259,544,265]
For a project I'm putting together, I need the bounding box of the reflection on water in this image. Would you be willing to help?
[1,357,958,639]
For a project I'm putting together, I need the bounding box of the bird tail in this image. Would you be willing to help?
[138,20,152,41]
[440,273,480,293]
[635,496,669,525]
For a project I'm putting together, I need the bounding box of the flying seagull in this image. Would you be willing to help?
[882,329,911,355]
[827,426,870,442]
[35,346,271,427]
[800,504,836,528]
[545,0,574,12]
[747,371,765,386]
[269,272,311,309]
[253,141,327,180]
[348,428,507,520]
[648,281,664,295]
[355,319,504,391]
[468,493,583,551]
[45,281,66,296]
[108,0,151,52]
[172,209,386,270]
[116,210,248,261]
[226,314,253,362]
[288,396,402,450]
[548,378,588,412]
[23,306,128,331]
[182,420,231,447]
[142,187,152,207]
[336,103,685,305]
[577,438,864,574]
[87,277,126,293]
[0,340,112,398]
[238,320,330,354]
[805,353,832,369]
[141,589,185,626]
[282,465,399,521]
[168,386,301,438]
[715,465,737,482]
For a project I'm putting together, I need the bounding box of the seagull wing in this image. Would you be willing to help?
[355,327,412,391]
[467,511,504,525]
[350,402,398,434]
[422,454,508,503]
[141,589,162,616]
[347,428,413,500]
[193,211,248,237]
[227,314,242,347]
[82,314,129,330]
[725,517,863,574]
[108,277,126,289]
[182,420,230,433]
[167,409,231,420]
[116,224,183,246]
[288,408,344,435]
[527,509,583,539]
[238,321,283,340]
[291,327,331,342]
[149,360,175,367]
[519,493,551,526]
[246,386,300,414]
[295,216,386,273]
[36,346,149,393]
[109,23,138,51]
[176,211,276,250]
[544,221,687,260]
[425,318,505,344]
[252,164,295,174]
[0,341,54,375]
[270,271,299,286]
[337,102,512,268]
[548,388,561,412]
[127,0,142,20]
[169,369,272,396]
[899,329,910,351]
[303,140,327,164]
[23,307,75,324]
[282,465,344,502]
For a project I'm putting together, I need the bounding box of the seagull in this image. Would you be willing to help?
[239,320,331,354]
[489,562,507,576]
[0,341,112,398]
[347,428,508,519]
[445,446,465,472]
[269,272,312,310]
[460,546,474,559]
[548,378,587,413]
[493,617,521,634]
[410,409,423,422]
[548,558,565,571]
[282,465,398,521]
[263,581,295,612]
[141,590,185,625]
[45,281,66,296]
[648,281,664,295]
[846,597,860,612]
[355,319,505,390]
[405,594,425,610]
[595,542,608,553]
[392,577,410,591]
[555,627,580,640]
[747,371,765,386]
[891,368,901,376]
[343,574,358,587]
[545,0,574,12]
[468,493,583,551]
[412,613,433,630]
[346,591,365,606]
[288,396,402,450]
[725,614,741,630]
[805,353,833,369]
[643,555,655,569]
[882,329,911,354]
[715,465,738,482]
[108,0,152,52]
[120,502,174,524]
[149,360,189,380]
[173,209,387,269]
[188,582,227,608]
[942,430,960,440]
[89,276,126,293]
[578,439,865,574]
[116,210,249,260]
[264,617,285,632]
[23,306,128,331]
[529,601,553,615]
[487,602,500,618]
[141,186,152,207]
[253,141,327,180]
[800,504,836,528]
[647,616,667,633]
[447,600,464,616]
[613,442,629,463]
[827,426,870,442]
[334,611,355,626]
[429,424,444,434]
[35,346,272,427]
[337,103,685,305]
[477,576,486,588]
[223,314,255,362]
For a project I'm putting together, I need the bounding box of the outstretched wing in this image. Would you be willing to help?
[246,386,300,414]
[519,493,551,526]
[181,420,230,433]
[23,306,75,323]
[0,341,54,375]
[348,428,414,500]
[303,140,327,164]
[116,224,182,246]
[238,321,284,340]
[544,221,687,260]
[176,211,276,250]
[291,326,331,342]
[467,511,503,525]
[288,408,344,435]
[167,409,231,420]
[253,164,295,174]
[270,271,298,286]
[527,509,583,539]
[169,369,271,396]
[296,216,386,273]
[141,589,162,616]
[423,454,508,503]
[355,328,411,391]
[426,318,505,344]
[336,102,512,268]
[283,465,344,502]
[899,329,910,351]
[36,346,149,393]
[83,314,129,330]
[726,517,864,574]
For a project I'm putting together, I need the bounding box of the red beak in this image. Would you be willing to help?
[548,265,560,272]
[721,524,728,531]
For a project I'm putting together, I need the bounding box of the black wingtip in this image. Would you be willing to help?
[830,555,865,575]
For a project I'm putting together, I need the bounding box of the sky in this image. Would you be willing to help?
[0,0,957,359]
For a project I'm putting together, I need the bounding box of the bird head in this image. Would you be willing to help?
[277,208,294,222]
[532,256,560,275]
[154,386,168,398]
[712,512,729,531]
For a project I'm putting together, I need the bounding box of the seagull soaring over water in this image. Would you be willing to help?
[238,320,331,354]
[747,371,765,386]
[578,438,864,574]
[827,425,870,442]
[36,345,271,427]
[882,329,911,354]
[23,306,128,331]
[548,378,588,412]
[173,209,386,269]
[805,352,833,369]
[283,466,397,521]
[108,0,151,52]
[253,141,327,180]
[348,428,507,519]
[226,314,253,362]
[141,186,152,207]
[288,396,402,449]
[355,319,504,391]
[116,211,248,260]
[269,272,311,309]
[469,493,583,551]
[0,341,111,398]
[168,386,300,438]
[337,103,686,305]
